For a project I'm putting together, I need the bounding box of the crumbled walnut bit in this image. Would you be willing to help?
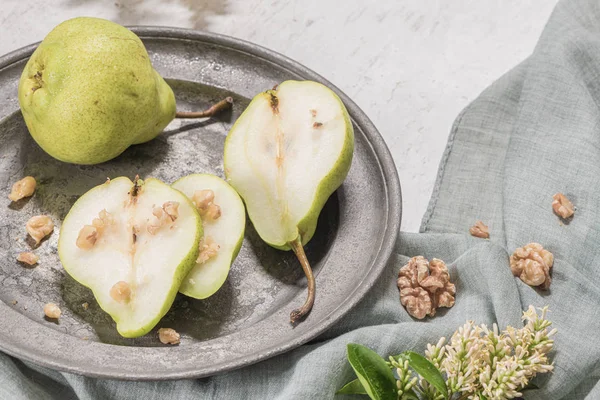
[11,300,17,305]
[510,243,553,290]
[205,204,222,221]
[469,220,489,239]
[148,202,179,234]
[313,122,323,128]
[192,190,222,221]
[82,302,89,310]
[163,201,179,221]
[44,303,61,319]
[552,193,574,219]
[192,189,214,209]
[397,256,456,319]
[110,281,132,303]
[76,225,98,249]
[26,215,54,245]
[309,109,317,117]
[158,328,180,345]
[197,236,220,264]
[17,252,39,265]
[8,176,36,202]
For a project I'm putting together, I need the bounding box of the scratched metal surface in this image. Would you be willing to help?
[0,29,401,380]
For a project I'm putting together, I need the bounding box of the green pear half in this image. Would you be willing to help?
[223,80,354,323]
[18,17,176,165]
[58,177,202,338]
[172,174,246,299]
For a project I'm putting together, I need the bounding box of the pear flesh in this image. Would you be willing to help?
[58,177,202,338]
[224,80,354,323]
[18,17,176,165]
[172,174,246,299]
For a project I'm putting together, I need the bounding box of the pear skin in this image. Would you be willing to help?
[224,80,354,323]
[18,17,176,165]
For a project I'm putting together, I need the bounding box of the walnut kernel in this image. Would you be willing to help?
[192,189,221,221]
[110,281,132,303]
[44,303,61,319]
[469,220,489,239]
[552,193,574,219]
[197,236,220,264]
[17,252,39,265]
[8,176,36,202]
[163,201,179,221]
[148,202,179,234]
[510,243,553,290]
[26,215,54,245]
[158,328,180,345]
[76,225,98,249]
[397,256,456,319]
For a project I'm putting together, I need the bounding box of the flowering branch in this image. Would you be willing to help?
[337,306,555,400]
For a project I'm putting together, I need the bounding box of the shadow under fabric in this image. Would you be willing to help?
[2,0,600,398]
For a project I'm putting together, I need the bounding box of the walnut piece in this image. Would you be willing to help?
[163,201,179,221]
[158,328,180,345]
[469,220,489,239]
[17,252,39,265]
[8,176,36,202]
[110,281,132,303]
[510,243,553,290]
[397,256,456,319]
[148,202,179,234]
[76,209,114,249]
[77,225,98,249]
[197,236,220,264]
[192,189,222,221]
[26,215,54,245]
[552,193,574,219]
[44,303,61,319]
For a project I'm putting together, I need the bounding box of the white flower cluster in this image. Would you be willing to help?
[389,357,419,399]
[424,306,556,400]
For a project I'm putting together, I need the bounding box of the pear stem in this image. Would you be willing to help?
[289,238,316,325]
[175,97,233,119]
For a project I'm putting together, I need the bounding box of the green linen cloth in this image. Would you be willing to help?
[2,0,600,398]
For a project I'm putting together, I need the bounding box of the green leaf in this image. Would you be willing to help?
[398,351,448,400]
[336,378,368,395]
[346,344,398,400]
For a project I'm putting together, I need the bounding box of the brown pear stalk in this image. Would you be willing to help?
[289,238,316,324]
[176,97,233,119]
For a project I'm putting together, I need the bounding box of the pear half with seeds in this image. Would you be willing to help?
[224,80,354,323]
[172,174,246,299]
[58,177,202,338]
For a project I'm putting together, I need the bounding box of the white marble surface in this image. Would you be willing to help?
[0,0,558,231]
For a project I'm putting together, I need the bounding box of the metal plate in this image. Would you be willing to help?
[0,28,401,380]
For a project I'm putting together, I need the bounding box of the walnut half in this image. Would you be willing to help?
[510,243,553,290]
[397,256,456,319]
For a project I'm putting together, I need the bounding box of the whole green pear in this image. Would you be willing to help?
[18,17,176,165]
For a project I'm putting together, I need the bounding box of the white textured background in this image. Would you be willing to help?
[0,0,559,231]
